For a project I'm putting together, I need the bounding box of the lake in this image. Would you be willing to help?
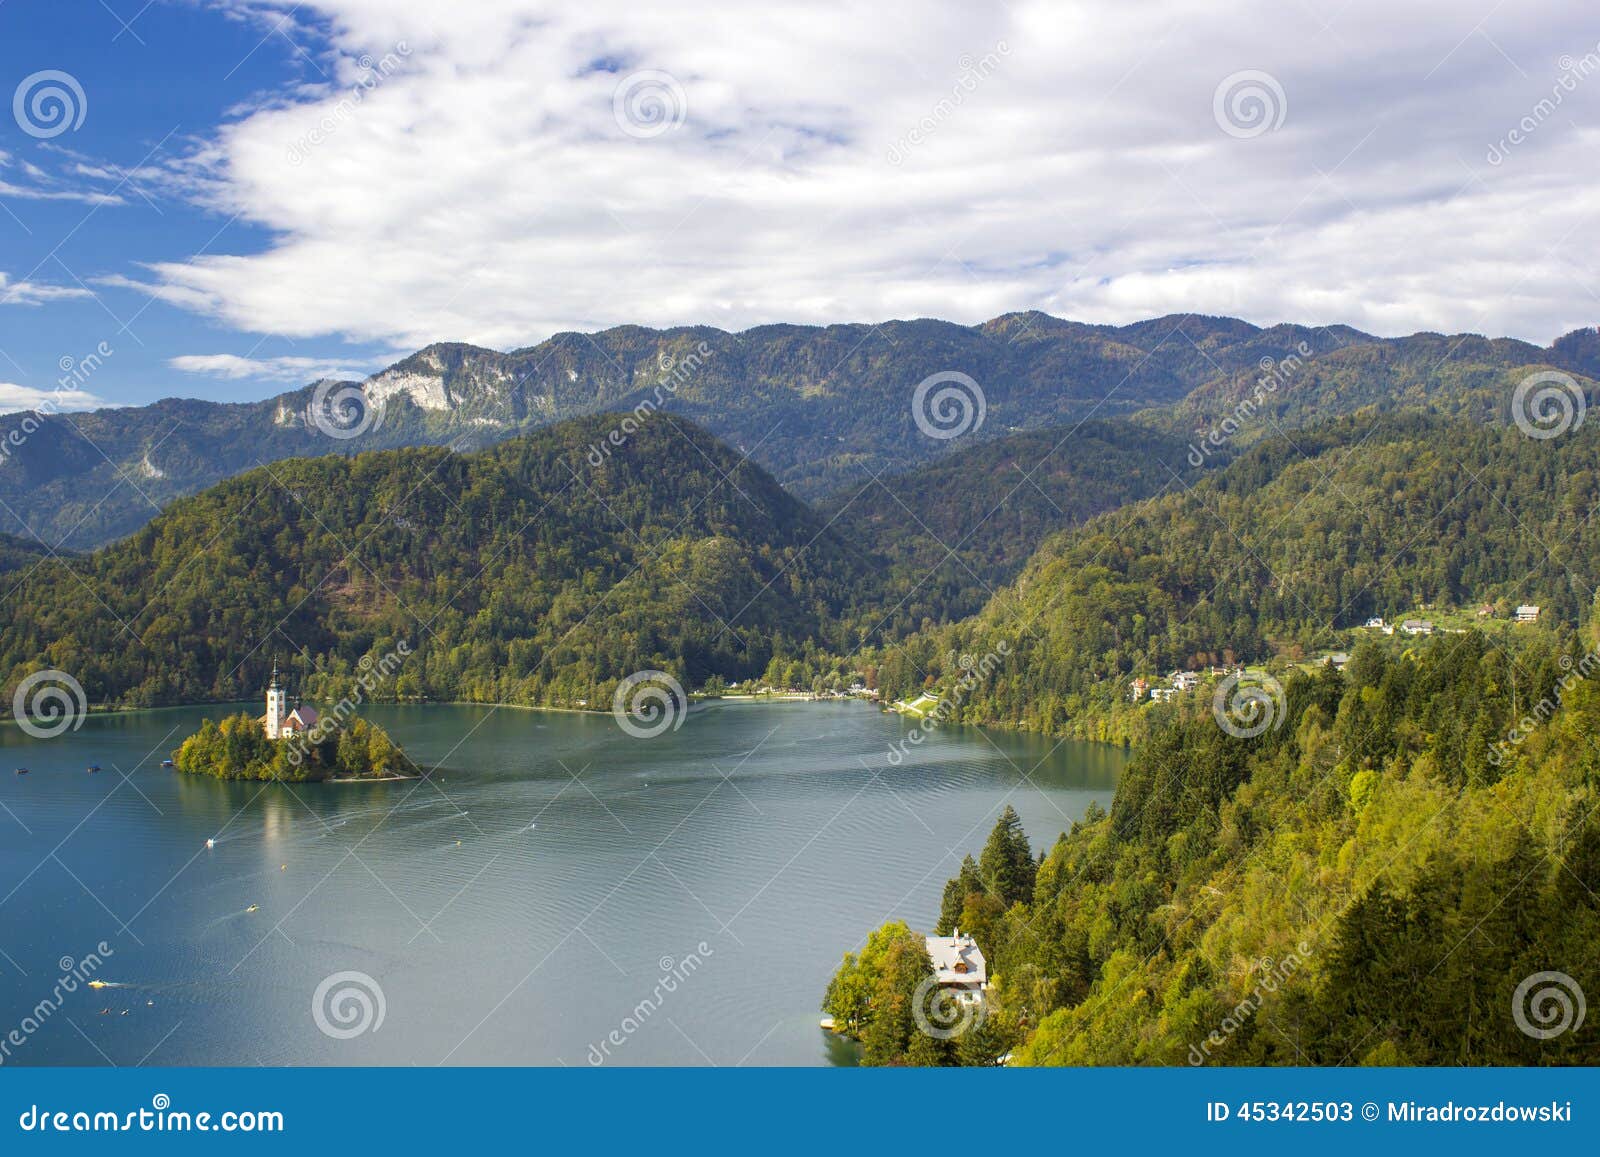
[0,700,1122,1066]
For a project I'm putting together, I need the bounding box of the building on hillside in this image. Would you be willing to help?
[1129,677,1149,702]
[1171,671,1201,692]
[1364,617,1386,630]
[260,661,320,740]
[1149,687,1177,704]
[1477,604,1495,618]
[1516,605,1541,623]
[925,929,986,1005]
[1401,619,1433,636]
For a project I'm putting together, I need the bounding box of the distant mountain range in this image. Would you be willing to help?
[6,312,1595,551]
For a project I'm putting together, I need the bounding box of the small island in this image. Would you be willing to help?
[171,663,418,783]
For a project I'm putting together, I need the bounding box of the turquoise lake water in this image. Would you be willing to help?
[0,700,1122,1066]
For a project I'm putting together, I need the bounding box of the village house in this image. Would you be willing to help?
[1149,687,1177,703]
[1129,677,1149,702]
[1516,604,1541,623]
[1364,617,1386,630]
[1401,619,1433,636]
[925,929,987,1005]
[1170,671,1201,692]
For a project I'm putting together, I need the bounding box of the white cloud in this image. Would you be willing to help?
[169,352,383,382]
[0,273,93,306]
[0,383,108,414]
[140,0,1600,346]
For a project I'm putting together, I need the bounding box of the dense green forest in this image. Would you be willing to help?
[172,712,414,782]
[823,420,1197,631]
[0,415,879,713]
[871,414,1600,741]
[832,629,1600,1065]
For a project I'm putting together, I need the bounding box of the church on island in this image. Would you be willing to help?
[258,662,319,740]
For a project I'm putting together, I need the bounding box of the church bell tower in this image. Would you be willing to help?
[265,660,286,739]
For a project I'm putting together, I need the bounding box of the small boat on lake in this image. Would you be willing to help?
[14,768,29,775]
[205,838,215,849]
[87,764,100,773]
[161,759,174,768]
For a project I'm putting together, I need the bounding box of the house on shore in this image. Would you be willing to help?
[926,930,987,1005]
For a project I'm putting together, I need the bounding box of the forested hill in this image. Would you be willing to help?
[822,420,1198,633]
[1142,330,1600,453]
[835,628,1600,1066]
[874,414,1600,738]
[0,415,879,712]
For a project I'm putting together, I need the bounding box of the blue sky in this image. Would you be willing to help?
[0,0,400,407]
[3,0,1599,411]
